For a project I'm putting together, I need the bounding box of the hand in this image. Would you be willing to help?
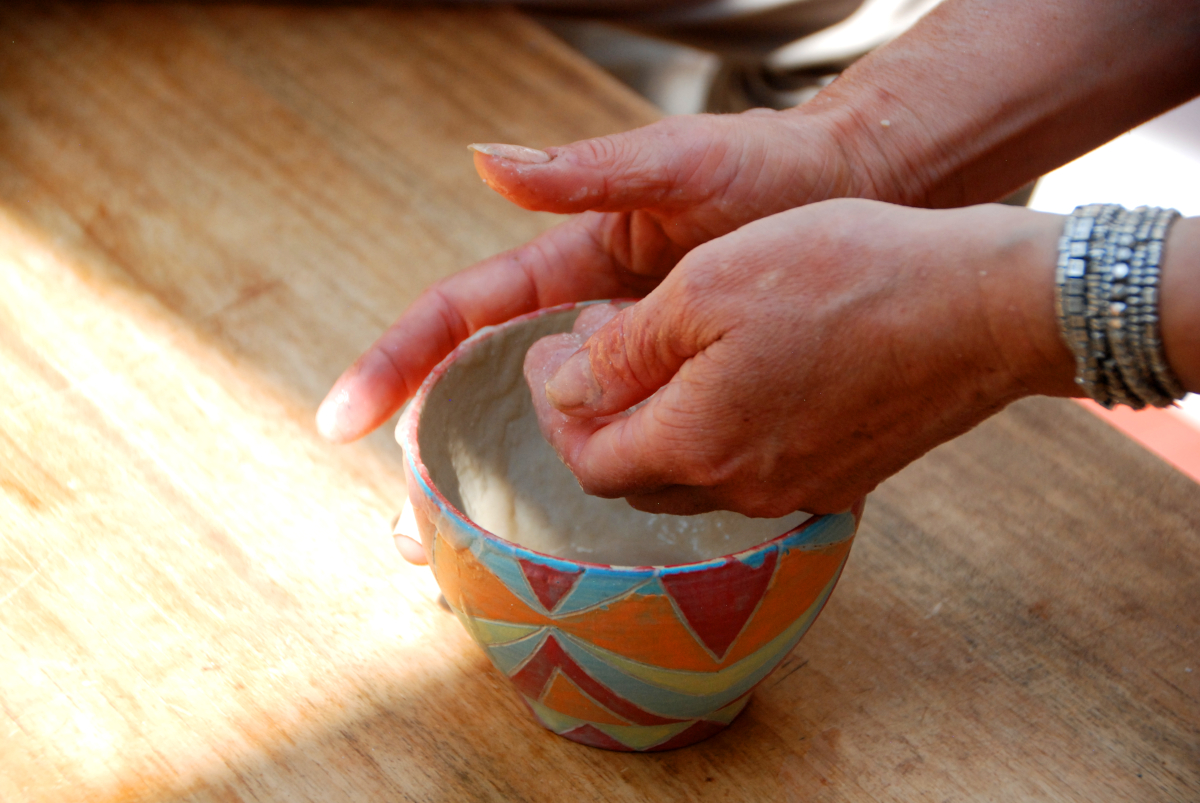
[318,0,1200,446]
[316,108,869,442]
[524,199,1075,516]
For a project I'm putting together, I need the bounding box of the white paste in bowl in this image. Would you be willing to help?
[414,308,808,566]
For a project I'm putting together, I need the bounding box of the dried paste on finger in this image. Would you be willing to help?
[412,307,807,566]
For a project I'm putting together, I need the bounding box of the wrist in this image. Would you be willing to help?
[972,206,1079,399]
[1160,217,1200,393]
[783,91,930,207]
[773,102,884,205]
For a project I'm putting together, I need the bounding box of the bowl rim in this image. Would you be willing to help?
[396,300,858,572]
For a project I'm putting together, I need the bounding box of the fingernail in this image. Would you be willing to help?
[316,387,351,441]
[467,143,551,164]
[545,349,601,410]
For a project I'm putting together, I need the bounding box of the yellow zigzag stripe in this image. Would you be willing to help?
[526,696,584,734]
[594,721,694,751]
[526,698,695,750]
[571,572,839,696]
[466,616,546,645]
[705,694,753,725]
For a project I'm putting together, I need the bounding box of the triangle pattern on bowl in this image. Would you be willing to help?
[518,559,584,613]
[660,550,778,661]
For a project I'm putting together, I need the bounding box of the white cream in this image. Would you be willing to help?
[414,309,808,566]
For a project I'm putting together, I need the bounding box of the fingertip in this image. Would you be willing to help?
[468,137,621,213]
[392,500,429,565]
[320,343,422,443]
[393,534,429,565]
[316,385,354,443]
[545,349,603,412]
[469,143,560,208]
[315,373,385,444]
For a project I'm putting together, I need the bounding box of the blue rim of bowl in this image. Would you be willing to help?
[396,300,860,573]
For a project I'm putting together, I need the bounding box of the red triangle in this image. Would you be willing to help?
[559,724,634,751]
[518,559,584,612]
[647,719,730,751]
[509,634,681,726]
[660,550,778,660]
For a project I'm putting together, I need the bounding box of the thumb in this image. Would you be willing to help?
[544,295,709,418]
[468,116,738,215]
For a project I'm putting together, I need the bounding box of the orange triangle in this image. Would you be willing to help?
[541,670,631,727]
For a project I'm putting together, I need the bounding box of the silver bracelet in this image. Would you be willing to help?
[1055,203,1185,409]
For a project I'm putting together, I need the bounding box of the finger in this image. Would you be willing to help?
[624,485,728,517]
[554,338,757,503]
[544,290,715,418]
[553,376,698,499]
[562,337,878,518]
[624,484,818,518]
[627,478,864,519]
[572,300,624,338]
[524,333,609,468]
[393,534,428,566]
[469,116,742,215]
[525,305,641,475]
[316,215,663,443]
[392,500,429,565]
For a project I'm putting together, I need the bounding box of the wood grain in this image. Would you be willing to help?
[0,5,1196,802]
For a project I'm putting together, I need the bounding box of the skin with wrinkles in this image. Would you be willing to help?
[321,0,1200,448]
[528,200,1075,516]
[324,0,1200,558]
[317,112,854,443]
[523,302,626,467]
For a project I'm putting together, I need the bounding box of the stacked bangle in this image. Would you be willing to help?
[1055,203,1185,409]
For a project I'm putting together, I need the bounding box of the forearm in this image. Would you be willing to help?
[795,0,1200,207]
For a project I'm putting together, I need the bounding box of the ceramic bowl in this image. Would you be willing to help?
[397,302,861,751]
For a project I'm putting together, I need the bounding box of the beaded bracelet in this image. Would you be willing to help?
[1055,203,1185,409]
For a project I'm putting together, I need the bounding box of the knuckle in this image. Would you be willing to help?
[573,134,625,171]
[422,284,473,342]
[668,251,727,319]
[612,309,663,389]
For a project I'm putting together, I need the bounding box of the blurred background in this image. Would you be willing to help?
[533,0,942,115]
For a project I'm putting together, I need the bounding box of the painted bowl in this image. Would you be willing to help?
[396,301,861,751]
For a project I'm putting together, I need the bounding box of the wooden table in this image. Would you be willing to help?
[1,6,1197,801]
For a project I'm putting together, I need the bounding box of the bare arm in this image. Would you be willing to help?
[319,0,1200,443]
[807,0,1200,206]
[526,205,1200,517]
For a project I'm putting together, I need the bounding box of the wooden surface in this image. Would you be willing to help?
[0,5,1197,802]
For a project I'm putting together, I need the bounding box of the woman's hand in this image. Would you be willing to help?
[316,0,1200,446]
[316,109,868,442]
[317,0,1200,447]
[524,199,1076,516]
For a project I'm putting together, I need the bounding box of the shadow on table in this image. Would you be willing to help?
[86,641,834,803]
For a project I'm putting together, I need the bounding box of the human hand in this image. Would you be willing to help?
[317,108,870,443]
[524,199,1076,517]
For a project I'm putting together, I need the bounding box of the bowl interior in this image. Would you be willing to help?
[415,306,808,566]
